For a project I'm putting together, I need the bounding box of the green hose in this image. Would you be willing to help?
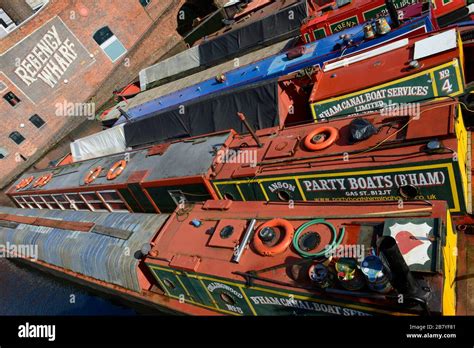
[292,219,345,258]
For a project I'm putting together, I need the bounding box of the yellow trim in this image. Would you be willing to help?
[148,265,240,315]
[258,182,270,201]
[430,71,439,96]
[329,16,359,34]
[442,210,457,315]
[239,286,258,316]
[214,163,462,212]
[295,179,307,201]
[458,33,466,84]
[236,185,246,201]
[310,60,463,120]
[246,286,416,316]
[150,265,421,316]
[175,273,191,298]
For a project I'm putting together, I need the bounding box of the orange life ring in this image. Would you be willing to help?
[84,166,102,185]
[304,126,338,151]
[16,176,34,190]
[107,160,127,180]
[33,173,53,188]
[253,218,295,257]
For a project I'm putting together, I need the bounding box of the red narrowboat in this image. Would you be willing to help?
[309,25,474,121]
[0,200,460,315]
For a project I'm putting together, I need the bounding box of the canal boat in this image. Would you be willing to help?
[8,100,471,216]
[0,199,458,315]
[309,24,474,121]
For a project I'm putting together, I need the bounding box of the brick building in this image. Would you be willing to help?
[0,0,219,190]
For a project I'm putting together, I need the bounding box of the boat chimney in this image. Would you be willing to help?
[385,0,401,28]
[237,112,263,148]
[377,236,430,301]
[118,107,132,123]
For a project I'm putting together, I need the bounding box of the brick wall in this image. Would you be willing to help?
[0,0,192,190]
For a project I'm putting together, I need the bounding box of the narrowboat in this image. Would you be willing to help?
[301,0,473,43]
[8,100,471,216]
[309,24,474,121]
[210,100,472,214]
[0,199,459,315]
[118,13,433,126]
[7,131,236,214]
[140,0,309,90]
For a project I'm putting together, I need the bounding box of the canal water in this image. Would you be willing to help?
[0,258,139,315]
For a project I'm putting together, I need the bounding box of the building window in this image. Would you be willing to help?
[93,26,127,62]
[3,91,20,107]
[139,0,151,7]
[9,131,25,145]
[29,114,46,128]
[0,147,8,159]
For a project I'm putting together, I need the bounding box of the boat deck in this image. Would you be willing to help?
[126,38,295,111]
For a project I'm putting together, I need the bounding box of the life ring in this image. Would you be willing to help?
[84,166,102,185]
[16,176,34,190]
[107,160,127,180]
[253,218,295,257]
[33,173,53,188]
[304,127,338,151]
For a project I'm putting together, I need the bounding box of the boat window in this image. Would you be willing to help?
[31,195,48,209]
[93,26,127,62]
[9,131,25,145]
[52,194,70,210]
[139,0,151,7]
[65,193,89,211]
[81,192,108,212]
[3,91,20,107]
[21,196,36,209]
[97,190,129,212]
[41,195,61,210]
[12,196,26,209]
[29,114,46,129]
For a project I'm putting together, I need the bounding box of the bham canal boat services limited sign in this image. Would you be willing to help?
[310,60,464,120]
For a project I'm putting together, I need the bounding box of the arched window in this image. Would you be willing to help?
[9,131,25,145]
[0,147,8,159]
[93,26,127,62]
[29,114,46,128]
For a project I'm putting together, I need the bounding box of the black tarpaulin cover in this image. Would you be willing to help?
[198,1,307,66]
[124,79,280,148]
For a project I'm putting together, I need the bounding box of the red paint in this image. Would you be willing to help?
[395,231,424,254]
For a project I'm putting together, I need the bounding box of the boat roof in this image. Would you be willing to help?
[0,206,169,292]
[146,199,448,314]
[116,15,433,125]
[9,131,234,195]
[213,100,458,180]
[310,27,462,102]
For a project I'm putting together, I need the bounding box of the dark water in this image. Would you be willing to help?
[0,258,139,315]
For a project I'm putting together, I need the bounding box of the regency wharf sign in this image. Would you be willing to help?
[1,16,94,104]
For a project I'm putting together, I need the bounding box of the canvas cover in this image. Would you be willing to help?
[139,46,200,90]
[71,123,127,162]
[124,79,280,148]
[198,1,307,66]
